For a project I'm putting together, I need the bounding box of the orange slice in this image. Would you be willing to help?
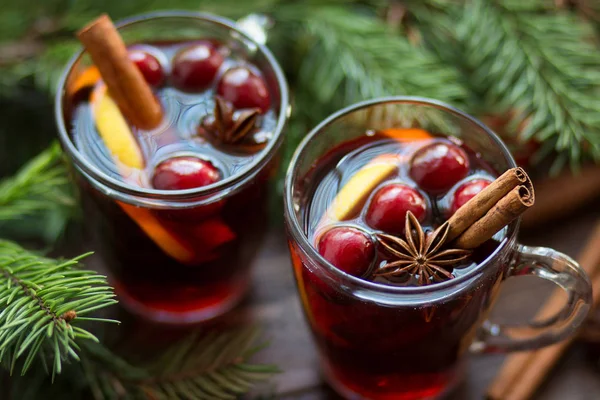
[191,218,236,249]
[67,66,101,95]
[288,242,316,326]
[329,154,399,221]
[90,85,196,263]
[118,202,196,264]
[91,85,144,169]
[380,128,432,142]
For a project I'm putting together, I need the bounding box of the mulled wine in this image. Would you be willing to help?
[289,130,505,398]
[56,14,287,323]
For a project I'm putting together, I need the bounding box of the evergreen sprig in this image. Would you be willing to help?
[277,5,468,124]
[453,0,600,172]
[80,327,278,400]
[0,142,73,222]
[0,141,75,243]
[0,240,117,377]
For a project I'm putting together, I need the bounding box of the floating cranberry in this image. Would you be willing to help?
[317,227,375,278]
[152,156,220,190]
[217,67,270,113]
[171,41,224,91]
[129,49,165,87]
[409,141,470,194]
[365,184,427,234]
[450,179,492,214]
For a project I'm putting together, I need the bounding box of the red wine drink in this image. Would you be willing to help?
[284,98,591,399]
[55,13,288,324]
[296,133,502,399]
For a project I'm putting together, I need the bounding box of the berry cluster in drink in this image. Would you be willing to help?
[71,39,276,191]
[308,128,499,288]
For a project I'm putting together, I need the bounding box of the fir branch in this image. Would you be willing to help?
[275,5,468,125]
[0,141,74,221]
[454,0,600,172]
[0,240,118,377]
[80,327,278,400]
[0,142,76,243]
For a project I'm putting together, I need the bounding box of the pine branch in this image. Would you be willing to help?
[454,0,600,172]
[0,240,118,377]
[0,142,74,221]
[274,5,468,125]
[0,142,76,243]
[80,327,278,400]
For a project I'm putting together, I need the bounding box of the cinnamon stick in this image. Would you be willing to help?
[77,14,162,129]
[447,167,531,242]
[454,185,534,249]
[487,220,600,400]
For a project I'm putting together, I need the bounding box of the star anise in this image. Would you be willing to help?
[199,96,264,152]
[375,211,472,286]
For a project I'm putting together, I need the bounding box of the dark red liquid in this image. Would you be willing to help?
[78,164,274,323]
[65,40,279,323]
[289,134,508,399]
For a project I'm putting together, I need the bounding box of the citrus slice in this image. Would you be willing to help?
[67,66,101,95]
[90,85,144,169]
[90,85,197,263]
[380,128,432,142]
[118,202,196,264]
[190,218,236,249]
[329,154,399,221]
[289,243,316,326]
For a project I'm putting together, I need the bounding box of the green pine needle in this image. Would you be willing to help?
[0,240,118,377]
[0,142,76,243]
[455,0,600,171]
[80,327,278,400]
[0,142,74,222]
[276,5,468,124]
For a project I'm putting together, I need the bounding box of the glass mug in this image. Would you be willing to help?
[283,97,592,399]
[55,12,289,324]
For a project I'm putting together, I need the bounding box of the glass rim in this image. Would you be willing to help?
[55,10,290,201]
[283,96,519,295]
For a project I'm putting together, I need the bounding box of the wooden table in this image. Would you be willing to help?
[240,208,600,399]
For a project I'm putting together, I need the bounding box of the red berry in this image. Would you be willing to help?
[217,67,271,113]
[317,227,375,278]
[409,142,470,194]
[171,42,224,91]
[365,184,427,234]
[129,50,164,87]
[450,179,492,214]
[152,157,220,190]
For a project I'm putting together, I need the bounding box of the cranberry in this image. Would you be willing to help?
[152,156,220,190]
[129,50,164,87]
[365,184,427,234]
[171,41,224,91]
[450,179,492,214]
[317,227,375,278]
[217,67,271,113]
[409,141,470,194]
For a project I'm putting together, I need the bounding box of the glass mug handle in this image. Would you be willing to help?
[470,244,592,353]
